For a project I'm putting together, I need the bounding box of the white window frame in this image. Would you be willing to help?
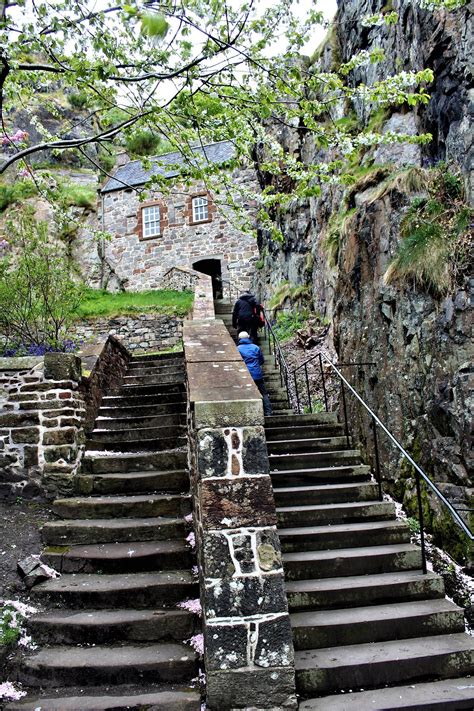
[142,205,161,238]
[192,195,209,223]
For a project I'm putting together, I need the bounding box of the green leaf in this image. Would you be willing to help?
[141,13,169,39]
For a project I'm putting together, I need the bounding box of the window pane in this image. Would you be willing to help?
[142,205,160,237]
[192,196,209,222]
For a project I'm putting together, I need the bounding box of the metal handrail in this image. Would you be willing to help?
[291,349,473,573]
[261,308,292,408]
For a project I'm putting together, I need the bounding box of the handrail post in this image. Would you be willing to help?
[293,371,301,414]
[319,353,328,412]
[273,333,277,367]
[340,381,350,448]
[371,415,383,501]
[415,470,428,574]
[304,363,311,413]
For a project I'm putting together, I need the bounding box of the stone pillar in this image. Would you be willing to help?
[184,318,296,710]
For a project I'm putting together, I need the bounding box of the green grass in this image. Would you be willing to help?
[273,310,309,343]
[58,184,97,210]
[74,288,194,319]
[0,179,37,213]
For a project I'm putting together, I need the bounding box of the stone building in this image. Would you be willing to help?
[95,140,260,295]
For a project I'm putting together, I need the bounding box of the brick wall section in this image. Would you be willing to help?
[0,354,86,500]
[71,314,183,354]
[97,171,259,291]
[184,316,297,710]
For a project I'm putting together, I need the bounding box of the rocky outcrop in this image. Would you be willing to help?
[253,0,473,564]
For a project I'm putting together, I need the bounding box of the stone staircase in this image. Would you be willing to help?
[10,352,201,711]
[216,299,474,710]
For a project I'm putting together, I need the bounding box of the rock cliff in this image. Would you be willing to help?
[253,0,473,565]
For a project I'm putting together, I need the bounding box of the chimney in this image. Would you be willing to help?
[116,151,130,167]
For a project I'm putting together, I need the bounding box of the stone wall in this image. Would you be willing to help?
[0,354,85,500]
[71,314,183,354]
[77,169,260,292]
[184,312,296,710]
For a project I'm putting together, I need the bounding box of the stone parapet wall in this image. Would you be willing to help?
[70,314,183,353]
[0,353,85,500]
[184,313,296,710]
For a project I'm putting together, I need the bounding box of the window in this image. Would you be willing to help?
[192,195,209,223]
[142,205,161,238]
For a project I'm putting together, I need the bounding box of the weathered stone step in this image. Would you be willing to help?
[265,424,344,440]
[29,608,196,645]
[127,360,185,373]
[42,516,185,545]
[270,464,371,487]
[85,435,187,453]
[97,403,187,419]
[299,676,474,710]
[295,633,474,695]
[53,493,190,519]
[269,449,362,470]
[286,571,445,611]
[88,424,186,442]
[122,371,185,386]
[93,413,186,431]
[130,351,184,363]
[32,571,197,609]
[81,450,187,474]
[110,381,185,397]
[8,687,200,710]
[265,412,338,426]
[283,544,422,580]
[42,540,193,574]
[291,598,465,650]
[267,436,351,454]
[75,470,189,496]
[101,391,186,408]
[276,500,395,527]
[20,642,198,687]
[273,482,378,506]
[279,519,410,552]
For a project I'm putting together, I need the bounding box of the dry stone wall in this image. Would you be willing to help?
[71,314,182,354]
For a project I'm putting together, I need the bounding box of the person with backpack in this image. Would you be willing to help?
[232,291,263,341]
[237,331,272,416]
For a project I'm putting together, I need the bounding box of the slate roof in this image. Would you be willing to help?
[101,140,236,193]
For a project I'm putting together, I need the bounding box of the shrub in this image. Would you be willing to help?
[0,180,37,213]
[67,90,91,109]
[0,210,84,351]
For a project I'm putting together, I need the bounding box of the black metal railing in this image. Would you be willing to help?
[260,308,292,407]
[292,350,473,574]
[220,278,238,304]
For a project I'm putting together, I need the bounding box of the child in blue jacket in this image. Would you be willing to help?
[237,332,272,416]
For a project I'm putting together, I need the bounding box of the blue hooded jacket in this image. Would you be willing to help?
[238,337,264,381]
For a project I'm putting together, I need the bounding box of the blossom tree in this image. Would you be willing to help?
[0,0,466,219]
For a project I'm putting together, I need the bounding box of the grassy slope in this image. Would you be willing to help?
[74,288,194,319]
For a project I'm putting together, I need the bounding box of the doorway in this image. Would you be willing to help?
[192,258,223,299]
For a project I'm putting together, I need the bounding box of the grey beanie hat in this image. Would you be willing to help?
[239,331,249,339]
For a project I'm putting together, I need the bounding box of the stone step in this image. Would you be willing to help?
[267,436,351,454]
[130,352,184,363]
[299,676,474,710]
[8,687,200,710]
[93,413,186,431]
[265,424,344,440]
[283,544,422,581]
[19,642,198,687]
[101,392,186,408]
[265,413,338,426]
[127,361,185,373]
[286,571,445,612]
[97,403,187,419]
[32,571,197,609]
[122,371,185,386]
[85,436,188,453]
[269,449,362,471]
[295,633,474,695]
[89,425,187,443]
[270,465,371,488]
[29,608,196,645]
[279,519,410,552]
[273,482,378,506]
[52,493,190,520]
[42,539,193,574]
[276,500,396,527]
[75,470,189,496]
[81,450,187,474]
[42,516,186,545]
[291,598,465,650]
[109,381,185,397]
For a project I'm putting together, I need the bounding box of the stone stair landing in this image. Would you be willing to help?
[10,352,201,711]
